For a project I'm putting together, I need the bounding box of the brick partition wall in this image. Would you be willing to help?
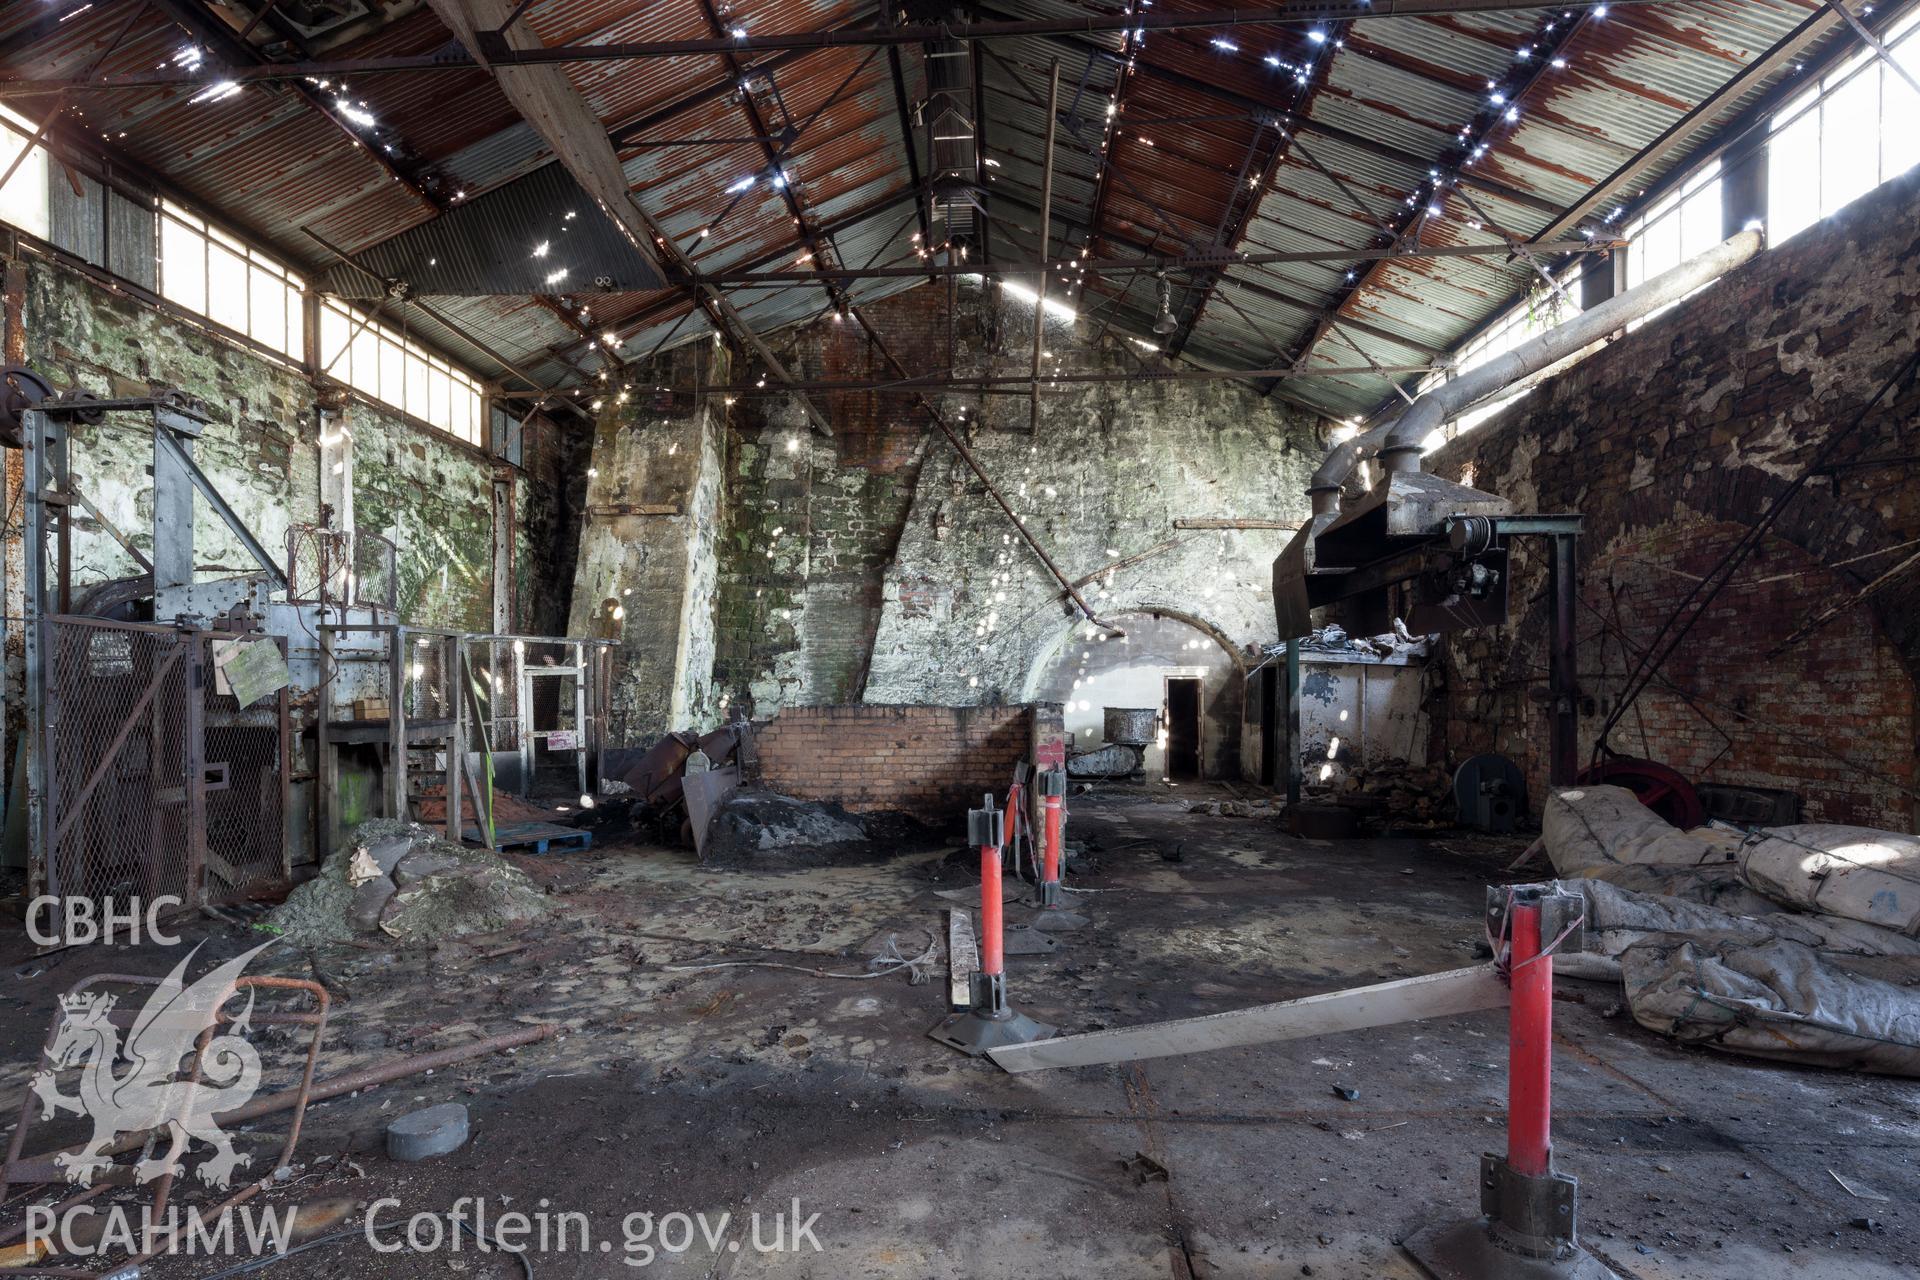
[1428,169,1920,829]
[751,704,1038,817]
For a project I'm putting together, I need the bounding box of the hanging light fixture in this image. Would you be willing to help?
[1152,274,1178,335]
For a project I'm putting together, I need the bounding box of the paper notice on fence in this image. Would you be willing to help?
[212,637,289,709]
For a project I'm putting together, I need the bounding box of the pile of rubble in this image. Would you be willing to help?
[269,821,553,946]
[1311,758,1451,823]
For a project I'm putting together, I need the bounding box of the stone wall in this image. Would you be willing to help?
[713,284,1327,745]
[1428,168,1920,829]
[566,342,729,746]
[18,254,569,633]
[751,703,1036,817]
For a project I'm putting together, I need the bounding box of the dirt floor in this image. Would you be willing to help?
[4,783,1919,1278]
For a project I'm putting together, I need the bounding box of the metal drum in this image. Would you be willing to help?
[1102,707,1157,746]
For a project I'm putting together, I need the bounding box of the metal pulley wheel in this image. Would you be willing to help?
[1576,757,1704,829]
[0,366,52,447]
[1452,753,1527,833]
[52,388,106,424]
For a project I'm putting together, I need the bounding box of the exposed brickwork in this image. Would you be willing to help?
[1431,169,1920,828]
[751,704,1037,817]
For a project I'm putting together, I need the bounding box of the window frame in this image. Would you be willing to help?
[317,297,486,446]
[156,199,307,363]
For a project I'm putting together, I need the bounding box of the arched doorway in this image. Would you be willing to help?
[1024,610,1245,780]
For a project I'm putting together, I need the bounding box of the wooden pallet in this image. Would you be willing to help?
[464,820,592,856]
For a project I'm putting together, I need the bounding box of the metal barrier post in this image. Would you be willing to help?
[1405,885,1616,1280]
[1037,768,1065,907]
[928,795,1056,1057]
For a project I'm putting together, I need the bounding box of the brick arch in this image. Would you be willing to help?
[1017,602,1249,703]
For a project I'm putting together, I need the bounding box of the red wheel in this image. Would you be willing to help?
[1575,758,1703,829]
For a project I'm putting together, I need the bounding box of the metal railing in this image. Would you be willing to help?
[314,623,612,857]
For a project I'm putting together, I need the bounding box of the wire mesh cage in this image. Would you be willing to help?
[43,619,193,904]
[464,638,522,755]
[403,633,454,722]
[200,632,290,896]
[353,531,397,612]
[39,619,292,908]
[284,524,353,606]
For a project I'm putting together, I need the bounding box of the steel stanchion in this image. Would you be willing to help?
[928,795,1056,1056]
[1405,885,1619,1280]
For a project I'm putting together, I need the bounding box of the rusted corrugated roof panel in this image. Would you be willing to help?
[0,0,1885,404]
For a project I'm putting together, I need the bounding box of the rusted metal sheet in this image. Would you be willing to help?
[0,0,1857,409]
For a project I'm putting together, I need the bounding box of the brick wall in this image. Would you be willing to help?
[751,704,1037,817]
[1429,169,1920,829]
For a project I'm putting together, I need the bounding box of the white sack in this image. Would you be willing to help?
[1617,932,1920,1075]
[1542,786,1777,913]
[1739,825,1920,936]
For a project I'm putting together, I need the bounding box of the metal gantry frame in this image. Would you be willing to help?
[314,621,610,857]
[18,393,294,906]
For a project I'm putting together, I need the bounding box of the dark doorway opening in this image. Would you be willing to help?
[1166,676,1202,780]
[1258,665,1278,787]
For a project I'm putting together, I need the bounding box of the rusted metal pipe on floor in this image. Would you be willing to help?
[844,305,1122,634]
[4,1024,559,1184]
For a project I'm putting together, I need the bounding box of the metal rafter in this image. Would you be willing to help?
[1078,37,1135,272]
[0,3,1695,96]
[985,21,1569,221]
[1528,4,1850,244]
[680,236,1622,283]
[989,187,1443,355]
[1167,18,1352,357]
[1284,8,1592,380]
[424,0,835,436]
[692,0,861,338]
[153,0,443,218]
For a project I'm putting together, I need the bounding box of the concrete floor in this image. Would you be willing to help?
[4,784,1919,1278]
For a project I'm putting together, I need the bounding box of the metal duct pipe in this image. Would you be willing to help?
[1306,229,1763,500]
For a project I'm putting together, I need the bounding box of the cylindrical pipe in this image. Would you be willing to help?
[1042,793,1063,888]
[1308,230,1764,497]
[1506,900,1552,1177]
[979,840,1005,978]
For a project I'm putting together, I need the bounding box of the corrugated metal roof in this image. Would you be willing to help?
[0,0,1887,408]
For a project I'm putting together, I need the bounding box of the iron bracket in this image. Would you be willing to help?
[1480,1155,1580,1259]
[1485,884,1587,954]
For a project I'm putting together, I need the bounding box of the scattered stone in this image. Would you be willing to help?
[269,820,552,945]
[1332,1085,1360,1102]
[700,789,875,868]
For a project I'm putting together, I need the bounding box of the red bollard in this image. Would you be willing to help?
[928,794,1056,1058]
[978,827,1005,982]
[1506,899,1553,1179]
[1038,769,1065,907]
[1404,885,1617,1280]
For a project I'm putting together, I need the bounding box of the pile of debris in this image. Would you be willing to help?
[1279,621,1433,661]
[269,821,553,946]
[700,790,875,868]
[1309,757,1451,823]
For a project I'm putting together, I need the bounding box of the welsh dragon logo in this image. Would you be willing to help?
[29,941,274,1190]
